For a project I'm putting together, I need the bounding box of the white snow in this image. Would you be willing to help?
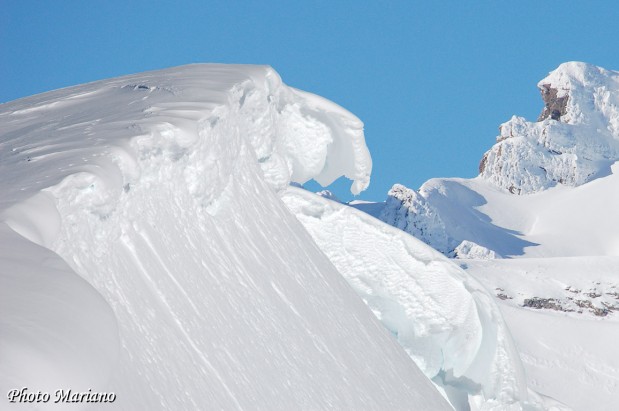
[282,187,549,411]
[453,241,500,260]
[463,257,619,411]
[0,64,449,410]
[370,62,619,410]
[479,62,619,194]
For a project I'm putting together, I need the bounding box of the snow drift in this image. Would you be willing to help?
[282,187,548,411]
[0,65,451,410]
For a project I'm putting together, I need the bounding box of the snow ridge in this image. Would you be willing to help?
[282,187,544,411]
[0,65,449,410]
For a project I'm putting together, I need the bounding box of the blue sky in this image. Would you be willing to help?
[3,1,619,201]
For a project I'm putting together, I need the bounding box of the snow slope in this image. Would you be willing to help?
[379,142,619,259]
[282,187,556,411]
[463,258,619,411]
[0,65,450,410]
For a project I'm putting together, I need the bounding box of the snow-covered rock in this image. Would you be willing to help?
[453,240,500,260]
[0,65,450,410]
[315,189,341,202]
[379,183,454,254]
[479,62,619,194]
[377,179,518,258]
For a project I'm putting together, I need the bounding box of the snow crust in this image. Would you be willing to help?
[480,62,619,194]
[282,187,545,411]
[0,65,451,410]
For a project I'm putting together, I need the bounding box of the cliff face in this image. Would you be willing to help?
[479,62,619,194]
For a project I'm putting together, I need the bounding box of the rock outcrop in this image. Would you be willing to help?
[479,62,619,194]
[379,184,454,254]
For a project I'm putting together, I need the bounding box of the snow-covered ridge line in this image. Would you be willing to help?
[1,65,450,410]
[0,64,370,213]
[1,64,372,251]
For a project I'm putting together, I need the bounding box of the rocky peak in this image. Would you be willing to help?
[478,62,619,194]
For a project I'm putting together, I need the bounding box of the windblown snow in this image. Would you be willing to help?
[0,65,453,410]
[5,61,609,411]
[282,187,543,411]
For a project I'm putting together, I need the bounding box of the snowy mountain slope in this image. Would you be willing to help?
[379,160,619,259]
[282,187,560,411]
[367,62,619,410]
[0,65,451,410]
[463,257,619,411]
[377,63,619,258]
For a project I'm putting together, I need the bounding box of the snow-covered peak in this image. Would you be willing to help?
[538,61,613,99]
[480,62,619,194]
[537,61,619,126]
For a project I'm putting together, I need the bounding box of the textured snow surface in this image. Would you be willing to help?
[379,177,537,257]
[480,62,619,194]
[465,257,619,411]
[282,187,551,411]
[0,65,450,410]
[381,160,619,259]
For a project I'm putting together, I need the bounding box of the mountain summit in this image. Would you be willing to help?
[479,62,619,194]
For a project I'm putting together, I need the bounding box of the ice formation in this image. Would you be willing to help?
[282,187,546,411]
[0,65,450,410]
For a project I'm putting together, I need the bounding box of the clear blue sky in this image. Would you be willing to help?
[3,1,619,201]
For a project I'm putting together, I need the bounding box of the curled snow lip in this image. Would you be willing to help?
[0,64,372,207]
[0,65,456,410]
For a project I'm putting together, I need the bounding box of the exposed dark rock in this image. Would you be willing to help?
[495,288,512,300]
[479,152,488,174]
[538,84,569,121]
[523,297,567,311]
[574,299,609,317]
